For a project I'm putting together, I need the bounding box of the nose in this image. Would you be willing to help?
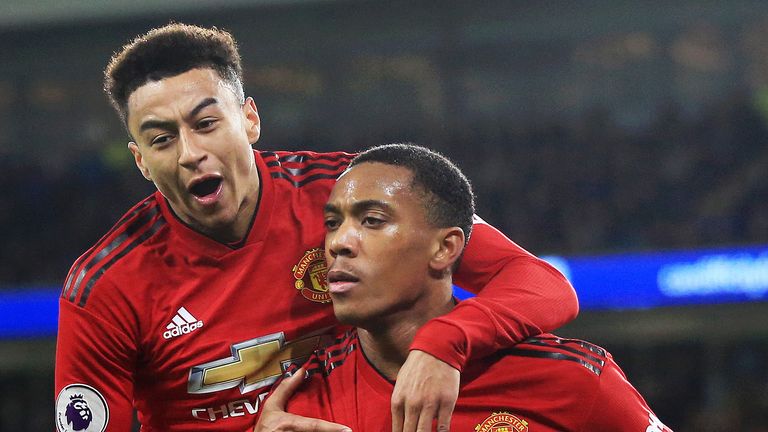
[326,220,359,260]
[178,129,207,169]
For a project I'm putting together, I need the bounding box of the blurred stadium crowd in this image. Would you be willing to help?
[1,1,767,430]
[1,92,767,286]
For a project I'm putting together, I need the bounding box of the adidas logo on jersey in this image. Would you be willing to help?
[163,307,204,339]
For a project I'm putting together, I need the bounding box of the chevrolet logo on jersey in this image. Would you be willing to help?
[188,332,319,394]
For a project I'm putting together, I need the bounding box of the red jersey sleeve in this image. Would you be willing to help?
[410,215,578,371]
[55,296,136,431]
[584,359,673,431]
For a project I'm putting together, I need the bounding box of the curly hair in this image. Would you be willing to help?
[104,23,244,123]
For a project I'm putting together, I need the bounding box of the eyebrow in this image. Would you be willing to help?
[187,97,218,119]
[138,97,219,133]
[139,119,176,133]
[324,199,393,215]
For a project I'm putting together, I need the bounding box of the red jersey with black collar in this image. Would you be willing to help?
[285,328,672,432]
[55,149,577,431]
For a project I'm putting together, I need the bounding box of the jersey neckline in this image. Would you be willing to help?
[154,148,275,257]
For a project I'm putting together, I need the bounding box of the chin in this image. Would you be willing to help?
[332,307,366,327]
[204,209,241,228]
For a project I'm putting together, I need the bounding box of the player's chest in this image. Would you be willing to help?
[148,231,329,327]
[139,236,336,387]
[451,391,583,432]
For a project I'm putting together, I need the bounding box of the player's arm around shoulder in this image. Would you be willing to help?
[397,217,578,432]
[420,216,579,369]
[454,215,578,332]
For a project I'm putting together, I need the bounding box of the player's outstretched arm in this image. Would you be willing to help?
[411,215,578,370]
[254,368,352,432]
[393,216,578,432]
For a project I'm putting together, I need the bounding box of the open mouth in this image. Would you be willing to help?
[190,177,223,199]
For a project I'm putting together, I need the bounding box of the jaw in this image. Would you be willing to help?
[166,185,244,242]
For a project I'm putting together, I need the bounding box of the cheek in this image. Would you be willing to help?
[147,163,184,197]
[374,244,416,281]
[151,164,177,185]
[223,135,253,169]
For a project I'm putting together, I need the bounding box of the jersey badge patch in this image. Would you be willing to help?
[56,384,109,432]
[292,248,330,303]
[475,411,529,432]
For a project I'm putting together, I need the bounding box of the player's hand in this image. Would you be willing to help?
[391,350,460,432]
[253,367,352,432]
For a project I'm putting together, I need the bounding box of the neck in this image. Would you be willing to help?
[357,285,454,381]
[214,190,260,243]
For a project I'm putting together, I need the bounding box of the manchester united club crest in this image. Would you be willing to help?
[475,412,529,432]
[293,248,331,303]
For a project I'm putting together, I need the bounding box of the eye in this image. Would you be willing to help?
[362,215,385,227]
[324,216,341,231]
[195,118,218,131]
[151,134,174,147]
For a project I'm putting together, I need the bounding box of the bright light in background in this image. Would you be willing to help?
[455,244,768,310]
[2,244,768,339]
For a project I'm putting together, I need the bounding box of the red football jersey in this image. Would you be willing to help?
[286,328,673,432]
[55,150,577,431]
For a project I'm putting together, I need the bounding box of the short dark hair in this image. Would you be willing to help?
[349,143,475,244]
[104,23,244,124]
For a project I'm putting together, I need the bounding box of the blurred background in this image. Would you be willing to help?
[1,0,767,430]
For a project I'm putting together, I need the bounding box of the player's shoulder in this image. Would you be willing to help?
[60,193,167,308]
[498,333,612,379]
[294,326,358,380]
[259,149,355,189]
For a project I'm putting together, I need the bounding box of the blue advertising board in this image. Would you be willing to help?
[0,287,59,338]
[455,244,768,310]
[2,244,768,338]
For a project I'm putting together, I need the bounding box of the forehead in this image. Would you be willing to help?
[126,68,234,123]
[331,162,417,203]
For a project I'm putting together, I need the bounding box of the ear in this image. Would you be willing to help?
[128,141,152,181]
[429,227,466,274]
[243,97,261,144]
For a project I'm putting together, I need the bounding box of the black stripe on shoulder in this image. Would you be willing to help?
[267,155,352,178]
[270,171,345,188]
[521,337,607,367]
[261,151,352,186]
[504,347,604,376]
[278,153,355,163]
[77,217,166,307]
[62,202,165,307]
[277,161,351,178]
[525,335,607,358]
[62,198,155,299]
[64,203,160,303]
[305,329,357,379]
